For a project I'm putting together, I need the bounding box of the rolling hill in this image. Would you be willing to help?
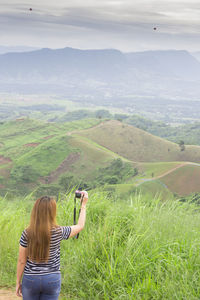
[78,120,200,163]
[161,164,200,196]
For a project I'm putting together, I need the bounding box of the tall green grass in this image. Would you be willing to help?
[0,192,200,299]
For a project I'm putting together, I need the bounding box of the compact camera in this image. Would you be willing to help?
[75,189,83,198]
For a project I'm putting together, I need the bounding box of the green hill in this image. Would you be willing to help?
[79,120,200,163]
[161,163,200,196]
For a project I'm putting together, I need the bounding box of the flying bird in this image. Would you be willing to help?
[29,8,32,11]
[153,27,157,30]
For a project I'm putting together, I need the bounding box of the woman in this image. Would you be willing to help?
[16,192,88,299]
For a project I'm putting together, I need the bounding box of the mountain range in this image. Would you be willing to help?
[1,47,200,102]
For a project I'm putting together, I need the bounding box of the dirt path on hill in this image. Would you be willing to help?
[156,162,190,179]
[135,162,193,187]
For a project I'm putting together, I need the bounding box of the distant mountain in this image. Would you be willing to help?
[126,50,200,80]
[192,51,200,62]
[0,45,40,54]
[1,47,200,101]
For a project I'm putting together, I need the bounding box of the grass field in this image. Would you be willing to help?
[0,192,200,299]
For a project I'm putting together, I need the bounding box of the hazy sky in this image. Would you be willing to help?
[1,0,200,51]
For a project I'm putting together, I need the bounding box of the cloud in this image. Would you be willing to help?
[0,0,200,51]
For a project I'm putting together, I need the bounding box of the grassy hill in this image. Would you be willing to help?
[79,120,200,163]
[68,135,128,177]
[134,180,175,200]
[161,164,200,196]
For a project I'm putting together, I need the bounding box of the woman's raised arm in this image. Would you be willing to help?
[70,191,88,238]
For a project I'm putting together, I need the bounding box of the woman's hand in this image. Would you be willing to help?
[16,282,22,297]
[81,190,88,206]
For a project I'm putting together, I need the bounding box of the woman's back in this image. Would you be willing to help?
[20,226,71,276]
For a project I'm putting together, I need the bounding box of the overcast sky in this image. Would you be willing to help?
[1,0,200,52]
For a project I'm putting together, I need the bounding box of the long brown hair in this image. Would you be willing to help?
[27,196,58,263]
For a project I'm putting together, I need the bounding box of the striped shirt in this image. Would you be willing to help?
[19,226,71,276]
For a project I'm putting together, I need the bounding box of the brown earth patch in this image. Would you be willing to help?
[16,118,25,121]
[0,184,5,188]
[0,167,11,178]
[0,155,12,165]
[23,143,40,147]
[41,152,80,184]
[42,135,56,140]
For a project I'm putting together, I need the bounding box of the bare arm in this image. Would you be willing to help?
[16,245,28,297]
[69,191,88,238]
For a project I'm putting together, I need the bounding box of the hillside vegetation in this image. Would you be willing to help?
[0,193,200,299]
[0,118,200,197]
[0,118,101,194]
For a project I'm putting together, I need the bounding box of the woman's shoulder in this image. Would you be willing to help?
[51,225,70,230]
[51,225,62,233]
[51,225,71,240]
[22,228,28,236]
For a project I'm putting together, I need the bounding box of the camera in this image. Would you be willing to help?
[75,189,82,198]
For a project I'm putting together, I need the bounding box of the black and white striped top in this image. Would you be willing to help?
[19,226,71,276]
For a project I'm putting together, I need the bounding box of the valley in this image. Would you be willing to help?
[0,117,199,199]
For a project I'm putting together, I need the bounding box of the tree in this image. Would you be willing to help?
[105,176,119,184]
[178,140,185,151]
[11,165,39,183]
[95,110,111,119]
